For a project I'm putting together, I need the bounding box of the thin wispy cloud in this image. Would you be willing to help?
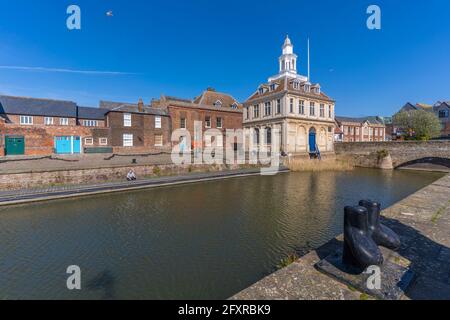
[0,65,138,75]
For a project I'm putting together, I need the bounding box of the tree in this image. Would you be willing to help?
[393,110,441,140]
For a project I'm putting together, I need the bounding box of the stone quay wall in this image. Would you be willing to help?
[335,141,450,169]
[0,163,254,190]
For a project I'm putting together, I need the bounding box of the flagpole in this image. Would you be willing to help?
[307,37,310,81]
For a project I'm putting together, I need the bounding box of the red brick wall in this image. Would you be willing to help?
[0,123,93,156]
[342,125,385,142]
[7,115,78,126]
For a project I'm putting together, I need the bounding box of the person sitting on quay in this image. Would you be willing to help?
[127,169,137,181]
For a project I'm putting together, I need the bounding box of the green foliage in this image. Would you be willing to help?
[393,110,441,140]
[277,253,299,269]
[376,149,389,160]
[359,293,370,300]
[153,166,161,176]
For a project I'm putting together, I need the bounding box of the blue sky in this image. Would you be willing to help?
[0,0,449,116]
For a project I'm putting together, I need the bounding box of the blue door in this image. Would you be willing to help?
[73,137,81,154]
[55,136,71,154]
[55,136,81,154]
[309,132,316,153]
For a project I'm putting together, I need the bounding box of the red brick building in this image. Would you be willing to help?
[99,99,171,153]
[152,88,243,149]
[0,95,106,156]
[0,91,242,157]
[335,116,386,142]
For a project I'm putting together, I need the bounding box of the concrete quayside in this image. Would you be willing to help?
[231,173,450,300]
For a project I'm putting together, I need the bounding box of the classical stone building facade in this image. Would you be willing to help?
[243,36,335,154]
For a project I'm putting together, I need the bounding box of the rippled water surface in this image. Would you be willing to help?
[0,169,444,299]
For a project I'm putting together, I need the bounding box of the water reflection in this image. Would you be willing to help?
[0,169,443,299]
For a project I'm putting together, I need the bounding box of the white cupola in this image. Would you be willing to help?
[279,35,297,73]
[269,36,307,82]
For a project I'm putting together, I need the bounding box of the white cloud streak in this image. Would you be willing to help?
[0,65,137,75]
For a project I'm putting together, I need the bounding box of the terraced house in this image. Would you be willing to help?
[99,99,171,152]
[243,36,335,155]
[0,95,107,156]
[151,88,243,149]
[335,116,386,142]
[0,95,173,157]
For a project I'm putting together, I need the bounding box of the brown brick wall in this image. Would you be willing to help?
[107,111,171,152]
[168,105,243,147]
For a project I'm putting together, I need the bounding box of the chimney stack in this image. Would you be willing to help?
[138,98,144,112]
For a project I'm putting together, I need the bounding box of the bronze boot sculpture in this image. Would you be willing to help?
[343,206,384,269]
[359,200,401,250]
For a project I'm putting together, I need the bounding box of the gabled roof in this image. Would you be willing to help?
[336,116,385,126]
[154,89,243,113]
[193,89,242,110]
[433,101,450,111]
[99,100,169,116]
[0,95,78,117]
[77,106,109,120]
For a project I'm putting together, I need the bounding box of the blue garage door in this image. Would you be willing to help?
[55,136,81,154]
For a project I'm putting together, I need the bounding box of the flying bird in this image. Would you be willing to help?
[106,11,113,17]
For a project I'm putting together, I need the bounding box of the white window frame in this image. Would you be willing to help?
[123,134,133,147]
[205,116,211,128]
[264,102,271,116]
[83,120,98,127]
[60,118,69,126]
[99,138,108,146]
[310,102,315,116]
[124,113,132,127]
[180,118,186,129]
[216,117,223,129]
[299,100,305,114]
[20,115,33,125]
[44,117,53,125]
[155,116,162,129]
[154,134,163,147]
[84,137,94,146]
[253,105,259,118]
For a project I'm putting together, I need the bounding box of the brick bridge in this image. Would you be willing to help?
[335,141,450,169]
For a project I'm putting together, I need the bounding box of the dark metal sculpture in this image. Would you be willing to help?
[359,200,401,250]
[343,206,383,269]
[343,201,401,270]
